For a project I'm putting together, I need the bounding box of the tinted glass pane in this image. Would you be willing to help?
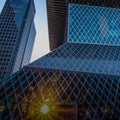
[68,4,120,45]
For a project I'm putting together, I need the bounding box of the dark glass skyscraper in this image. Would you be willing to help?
[0,0,120,120]
[0,0,36,79]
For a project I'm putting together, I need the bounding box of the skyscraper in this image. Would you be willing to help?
[0,0,120,120]
[0,0,36,79]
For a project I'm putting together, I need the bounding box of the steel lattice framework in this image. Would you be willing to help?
[0,43,120,119]
[47,0,120,50]
[0,66,120,119]
[0,0,120,120]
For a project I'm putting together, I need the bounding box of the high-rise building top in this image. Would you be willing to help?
[0,0,36,79]
[47,0,120,50]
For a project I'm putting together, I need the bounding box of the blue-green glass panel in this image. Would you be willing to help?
[29,43,120,76]
[68,4,120,45]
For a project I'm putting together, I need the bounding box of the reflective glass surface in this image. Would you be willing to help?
[0,68,120,119]
[29,43,120,76]
[0,3,120,120]
[68,4,120,45]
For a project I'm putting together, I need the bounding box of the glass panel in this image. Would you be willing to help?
[68,4,120,46]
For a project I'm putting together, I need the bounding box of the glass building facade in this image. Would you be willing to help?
[0,0,36,79]
[68,4,120,45]
[0,0,120,120]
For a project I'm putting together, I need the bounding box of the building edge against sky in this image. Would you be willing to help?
[0,0,50,62]
[0,0,120,120]
[0,0,36,79]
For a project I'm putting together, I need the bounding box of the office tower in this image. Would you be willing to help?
[0,0,120,120]
[0,0,36,79]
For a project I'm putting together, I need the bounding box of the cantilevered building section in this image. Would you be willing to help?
[0,0,36,79]
[0,0,120,120]
[47,0,120,50]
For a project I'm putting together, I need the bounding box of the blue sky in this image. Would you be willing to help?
[0,0,49,62]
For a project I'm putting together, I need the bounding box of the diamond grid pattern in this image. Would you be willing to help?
[0,68,120,119]
[47,0,120,50]
[68,4,120,45]
[29,43,120,76]
[1,2,120,120]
